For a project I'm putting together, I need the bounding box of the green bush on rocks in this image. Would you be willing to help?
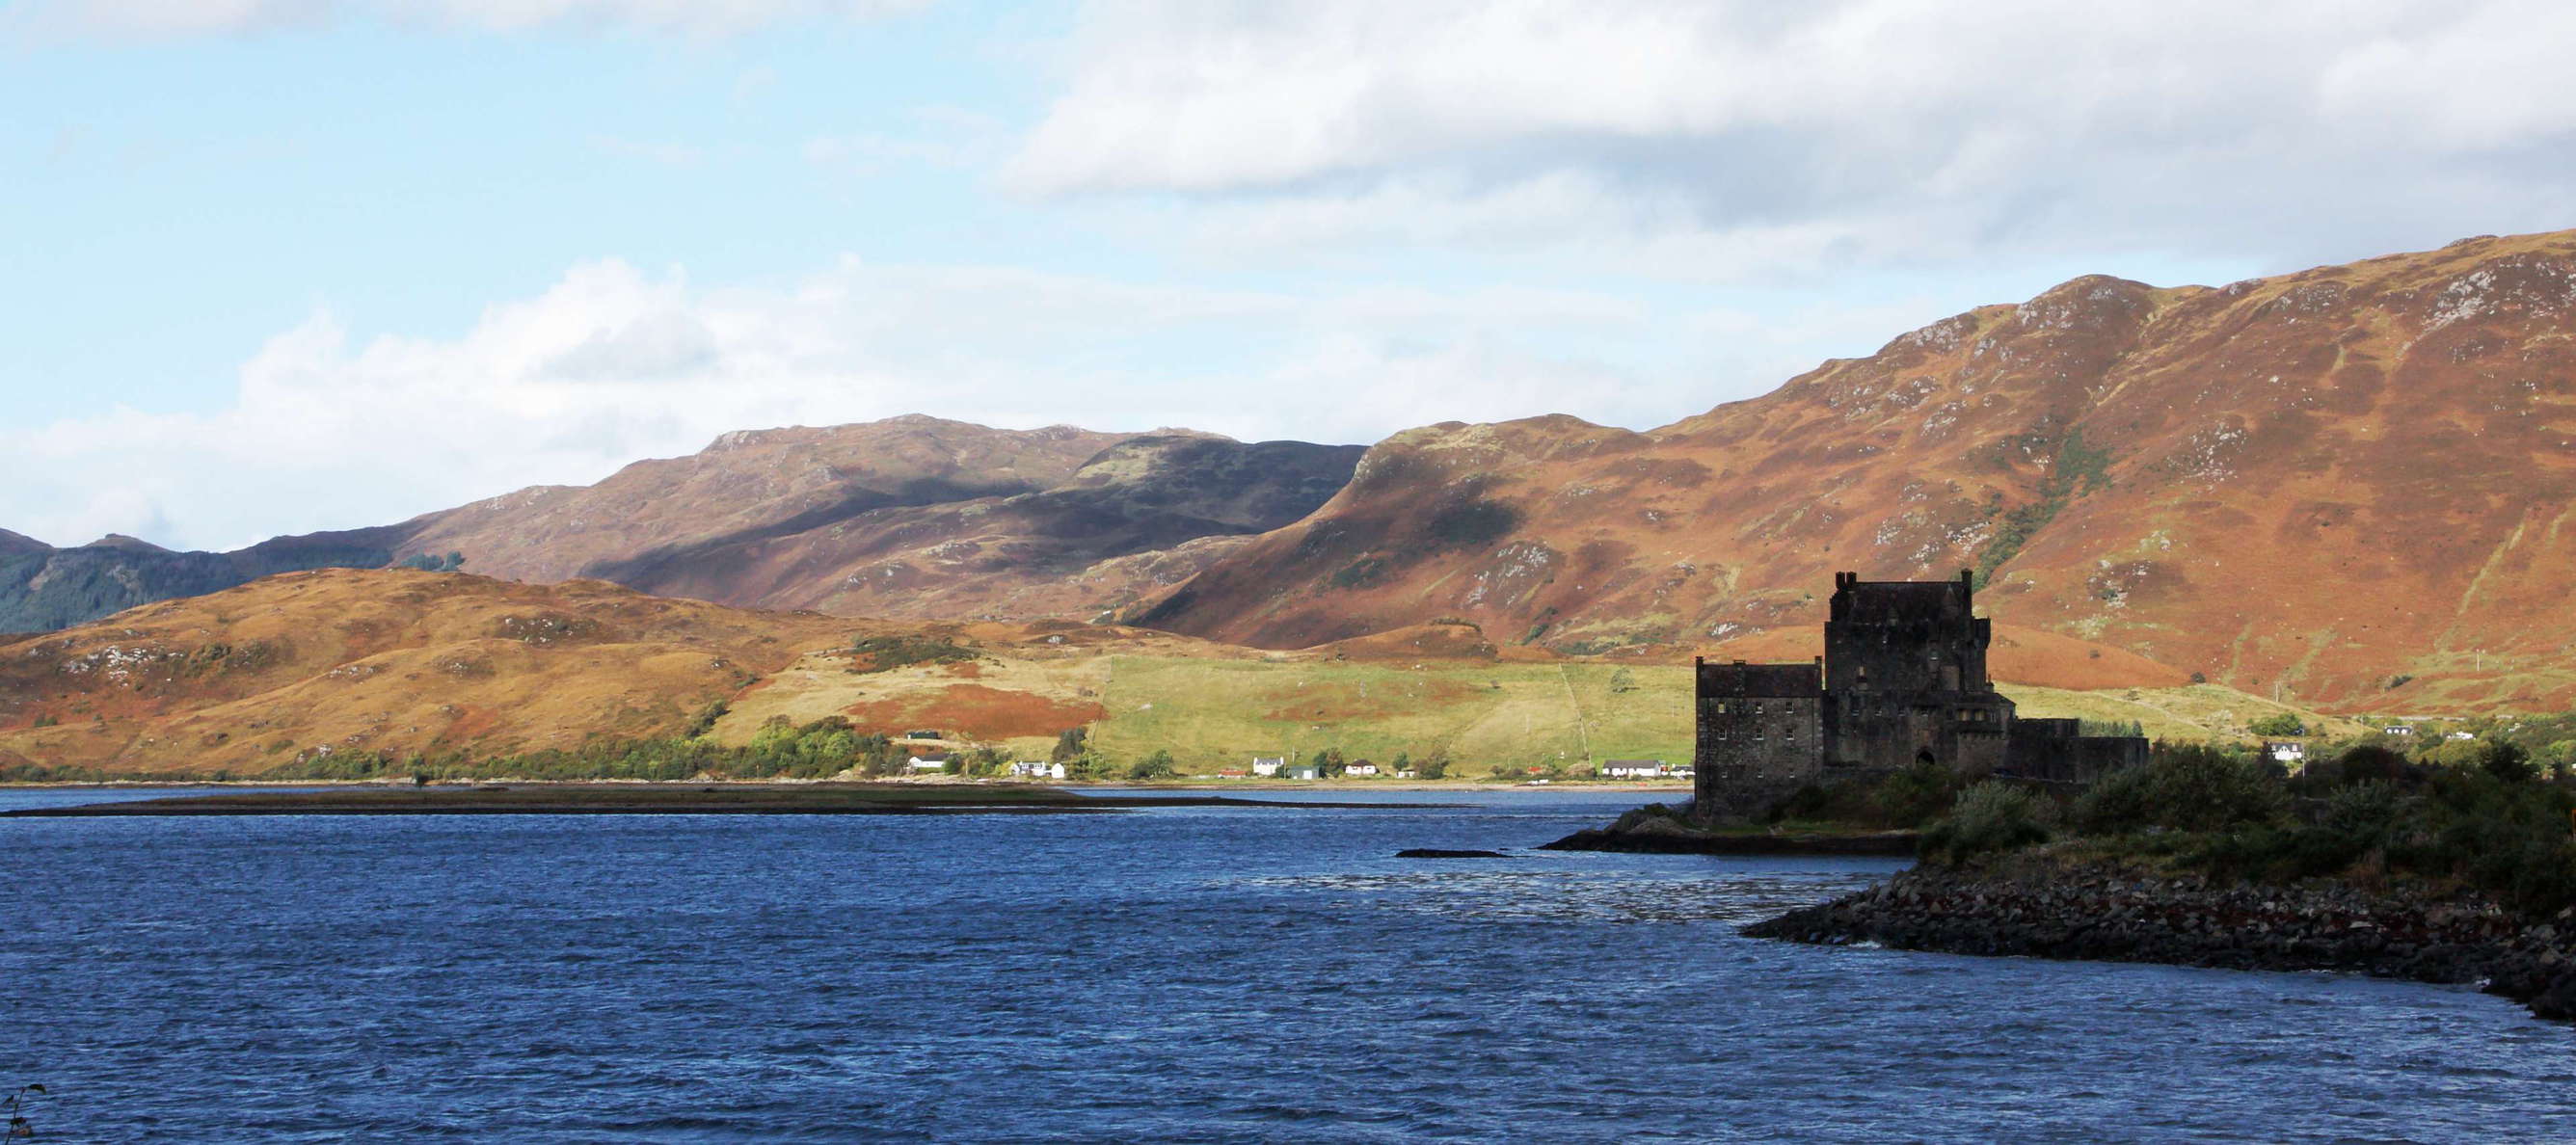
[1922,781,2052,865]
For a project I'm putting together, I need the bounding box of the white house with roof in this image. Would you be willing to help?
[1250,756,1286,777]
[1007,760,1066,780]
[1601,759,1672,779]
[2264,741,2306,764]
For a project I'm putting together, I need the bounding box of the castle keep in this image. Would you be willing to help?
[1693,571,2147,818]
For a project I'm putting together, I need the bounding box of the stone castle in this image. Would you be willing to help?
[1693,571,2148,818]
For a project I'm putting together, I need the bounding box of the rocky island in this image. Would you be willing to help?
[1747,850,2576,1023]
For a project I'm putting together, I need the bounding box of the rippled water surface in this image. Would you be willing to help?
[5,786,2572,1141]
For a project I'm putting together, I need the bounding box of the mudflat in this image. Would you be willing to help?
[0,784,1447,817]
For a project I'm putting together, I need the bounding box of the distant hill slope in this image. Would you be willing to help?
[1129,229,2576,711]
[394,414,1145,584]
[391,416,1362,621]
[0,526,413,634]
[614,435,1368,620]
[0,415,1364,633]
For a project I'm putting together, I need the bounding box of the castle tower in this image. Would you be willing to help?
[1822,569,1992,697]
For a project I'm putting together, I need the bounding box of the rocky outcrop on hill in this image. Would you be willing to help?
[1747,858,2576,1023]
[1132,229,2576,709]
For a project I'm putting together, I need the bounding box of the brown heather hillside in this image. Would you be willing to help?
[394,414,1144,584]
[0,569,859,775]
[1130,230,2576,711]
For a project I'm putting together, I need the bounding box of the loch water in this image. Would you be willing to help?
[4,786,2572,1142]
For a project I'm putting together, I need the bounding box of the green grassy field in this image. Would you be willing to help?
[1088,657,1694,772]
[1081,657,2359,774]
[2000,682,2373,742]
[723,638,2371,778]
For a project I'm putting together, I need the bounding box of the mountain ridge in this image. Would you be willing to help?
[1129,228,2576,710]
[0,415,1364,633]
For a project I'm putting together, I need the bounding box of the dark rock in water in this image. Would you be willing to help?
[1396,848,1509,859]
[1540,826,1918,856]
[1744,857,2576,1025]
[2532,972,2576,1022]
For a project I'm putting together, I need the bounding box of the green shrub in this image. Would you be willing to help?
[1127,750,1177,781]
[1050,727,1088,763]
[2070,744,2285,835]
[1922,781,2052,865]
[2334,744,2412,786]
[2248,712,2306,737]
[2322,781,2401,840]
[848,635,979,673]
[1869,761,1962,828]
[2481,740,2537,785]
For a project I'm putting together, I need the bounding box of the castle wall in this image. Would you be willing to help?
[1692,660,1823,818]
[2002,718,2149,783]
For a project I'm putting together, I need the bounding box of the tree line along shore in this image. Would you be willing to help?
[1574,732,2576,1022]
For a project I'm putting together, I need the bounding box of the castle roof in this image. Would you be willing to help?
[1829,572,1978,626]
[1696,660,1822,697]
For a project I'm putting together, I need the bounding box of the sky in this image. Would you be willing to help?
[5,0,2574,551]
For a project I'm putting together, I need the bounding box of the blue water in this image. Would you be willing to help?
[5,786,2572,1142]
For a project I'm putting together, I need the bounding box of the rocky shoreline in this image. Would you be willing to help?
[1746,856,2576,1023]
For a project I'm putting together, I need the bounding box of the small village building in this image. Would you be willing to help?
[905,755,952,773]
[1345,761,1380,777]
[2384,724,2417,736]
[1216,767,1249,778]
[2265,741,2306,764]
[1007,760,1066,780]
[1250,756,1287,777]
[1601,759,1670,779]
[905,730,944,740]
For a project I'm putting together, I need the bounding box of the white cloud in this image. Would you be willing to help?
[18,0,928,38]
[2,258,1748,551]
[1006,0,2576,272]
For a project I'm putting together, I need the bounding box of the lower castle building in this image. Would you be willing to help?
[1693,571,2148,818]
